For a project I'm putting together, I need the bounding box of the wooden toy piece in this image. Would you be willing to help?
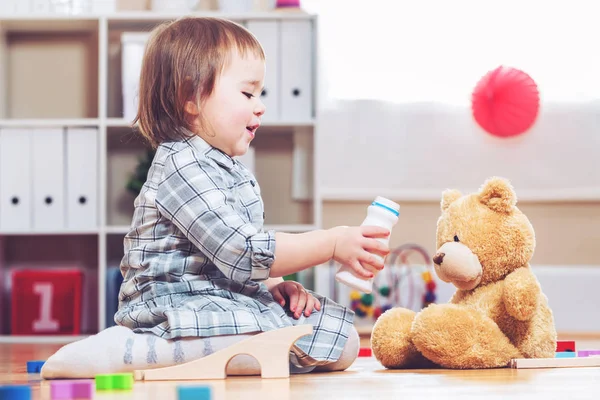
[358,347,372,357]
[177,385,212,400]
[510,356,600,369]
[555,352,577,358]
[50,380,93,399]
[556,340,576,352]
[578,350,600,357]
[0,385,31,400]
[134,324,313,381]
[95,373,134,390]
[26,360,45,373]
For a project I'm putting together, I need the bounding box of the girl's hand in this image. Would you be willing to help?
[331,225,390,279]
[269,280,321,319]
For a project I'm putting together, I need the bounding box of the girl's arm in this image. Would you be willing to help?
[267,226,390,279]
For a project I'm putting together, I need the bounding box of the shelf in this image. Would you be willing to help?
[0,11,314,31]
[0,10,320,334]
[0,229,99,236]
[106,10,314,22]
[104,225,130,234]
[0,335,90,344]
[0,16,99,32]
[0,118,99,127]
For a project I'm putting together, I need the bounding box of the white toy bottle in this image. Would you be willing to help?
[335,196,400,294]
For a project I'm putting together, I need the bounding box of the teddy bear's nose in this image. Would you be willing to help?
[433,252,445,265]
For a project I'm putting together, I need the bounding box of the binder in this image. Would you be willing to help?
[32,128,65,231]
[121,32,150,121]
[280,20,313,122]
[246,20,280,122]
[0,128,32,232]
[66,127,98,230]
[0,0,32,14]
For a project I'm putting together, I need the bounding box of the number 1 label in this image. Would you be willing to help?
[32,282,59,332]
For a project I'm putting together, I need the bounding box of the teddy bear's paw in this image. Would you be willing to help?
[411,304,522,369]
[370,307,434,369]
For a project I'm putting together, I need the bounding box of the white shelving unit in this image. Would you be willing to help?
[0,10,320,343]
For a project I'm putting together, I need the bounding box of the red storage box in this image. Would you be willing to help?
[11,269,83,335]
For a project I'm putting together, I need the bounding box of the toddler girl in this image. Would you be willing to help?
[41,16,389,378]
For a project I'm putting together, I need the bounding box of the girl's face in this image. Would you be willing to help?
[195,50,266,158]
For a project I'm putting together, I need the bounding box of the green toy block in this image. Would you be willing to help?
[95,373,134,390]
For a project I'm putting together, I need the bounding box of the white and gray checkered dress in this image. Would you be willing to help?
[115,134,354,366]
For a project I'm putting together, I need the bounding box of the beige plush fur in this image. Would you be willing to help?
[371,177,557,369]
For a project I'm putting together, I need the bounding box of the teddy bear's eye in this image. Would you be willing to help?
[454,235,460,242]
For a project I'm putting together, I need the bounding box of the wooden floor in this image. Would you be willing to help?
[2,337,600,399]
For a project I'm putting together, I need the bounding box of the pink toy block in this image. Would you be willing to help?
[578,350,600,357]
[50,380,93,399]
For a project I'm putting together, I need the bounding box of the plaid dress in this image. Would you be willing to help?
[115,134,355,366]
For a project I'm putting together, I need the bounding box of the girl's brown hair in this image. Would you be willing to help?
[133,17,265,148]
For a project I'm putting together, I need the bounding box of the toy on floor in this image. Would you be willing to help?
[134,324,312,381]
[556,340,575,352]
[95,373,134,390]
[371,177,557,369]
[511,355,600,369]
[178,385,212,400]
[555,340,600,359]
[50,380,93,399]
[358,347,372,357]
[0,384,31,400]
[26,360,45,373]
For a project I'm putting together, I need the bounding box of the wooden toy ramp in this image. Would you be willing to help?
[134,325,313,381]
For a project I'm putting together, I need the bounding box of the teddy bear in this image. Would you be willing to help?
[371,176,557,369]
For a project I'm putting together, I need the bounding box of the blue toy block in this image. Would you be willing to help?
[0,385,31,400]
[556,352,577,358]
[26,360,45,373]
[177,385,212,400]
[105,266,124,328]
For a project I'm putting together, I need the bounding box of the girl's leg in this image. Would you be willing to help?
[41,325,263,379]
[313,325,360,372]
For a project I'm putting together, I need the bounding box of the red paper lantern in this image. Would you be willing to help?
[471,66,540,138]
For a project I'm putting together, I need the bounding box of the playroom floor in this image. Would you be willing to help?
[2,337,600,400]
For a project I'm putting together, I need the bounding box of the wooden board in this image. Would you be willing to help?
[510,356,600,369]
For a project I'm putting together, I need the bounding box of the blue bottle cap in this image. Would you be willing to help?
[371,196,400,216]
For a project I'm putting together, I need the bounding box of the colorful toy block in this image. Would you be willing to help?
[50,380,93,399]
[11,269,83,335]
[178,385,212,400]
[95,373,134,390]
[556,340,576,353]
[556,352,577,358]
[578,350,600,357]
[26,360,45,373]
[0,385,31,400]
[358,347,372,357]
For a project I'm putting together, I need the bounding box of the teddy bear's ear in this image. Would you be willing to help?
[479,176,517,213]
[441,189,462,211]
